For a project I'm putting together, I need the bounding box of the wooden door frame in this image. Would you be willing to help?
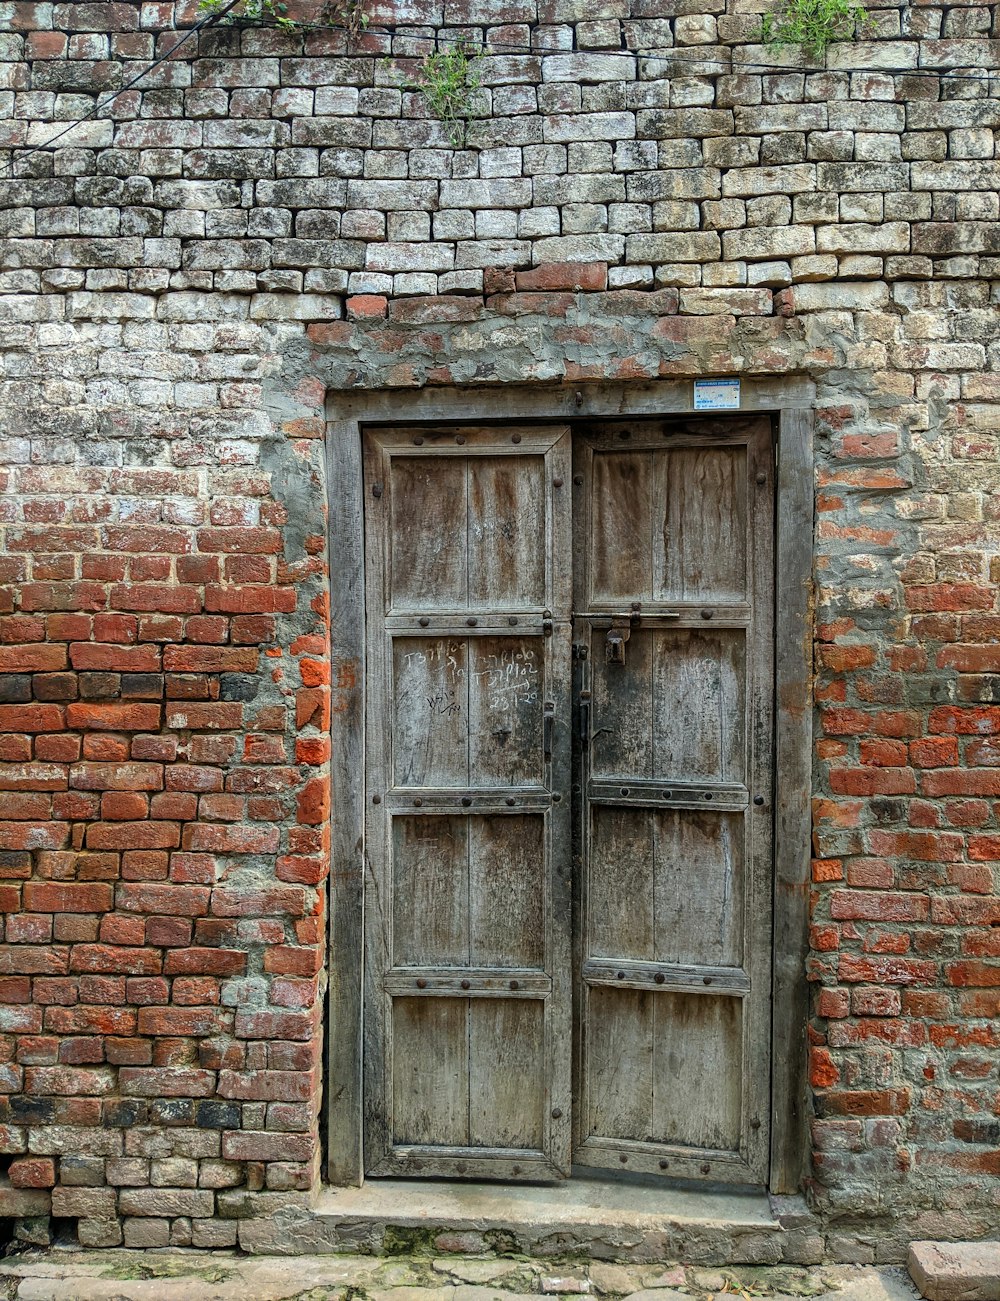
[325,380,814,1194]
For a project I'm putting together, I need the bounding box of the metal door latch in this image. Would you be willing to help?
[605,614,632,665]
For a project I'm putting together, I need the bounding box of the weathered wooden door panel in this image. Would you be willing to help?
[574,417,774,1185]
[363,415,774,1188]
[364,425,572,1181]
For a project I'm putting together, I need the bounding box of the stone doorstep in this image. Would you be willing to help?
[908,1242,1000,1301]
[238,1177,789,1262]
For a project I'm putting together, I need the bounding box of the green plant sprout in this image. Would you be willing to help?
[401,38,483,148]
[758,0,871,59]
[197,0,367,35]
[198,0,296,28]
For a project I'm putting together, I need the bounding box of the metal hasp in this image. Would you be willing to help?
[605,614,632,665]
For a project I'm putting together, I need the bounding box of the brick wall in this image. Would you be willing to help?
[0,0,999,1258]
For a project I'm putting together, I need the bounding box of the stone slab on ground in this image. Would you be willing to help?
[0,1253,920,1301]
[909,1243,1000,1301]
[239,1177,783,1263]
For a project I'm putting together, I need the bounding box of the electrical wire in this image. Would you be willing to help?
[3,6,998,171]
[5,0,241,174]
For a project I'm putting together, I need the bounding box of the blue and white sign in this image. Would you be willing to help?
[693,378,741,411]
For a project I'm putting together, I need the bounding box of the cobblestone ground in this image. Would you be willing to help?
[0,1252,921,1301]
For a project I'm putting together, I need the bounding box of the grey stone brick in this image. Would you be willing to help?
[118,1188,215,1218]
[346,179,439,210]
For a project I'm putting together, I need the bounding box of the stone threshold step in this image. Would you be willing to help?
[909,1242,1000,1301]
[241,1176,789,1263]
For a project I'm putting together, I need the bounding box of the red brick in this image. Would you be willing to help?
[150,792,198,820]
[945,961,1000,987]
[222,1130,315,1161]
[184,614,228,644]
[117,883,210,916]
[101,791,149,820]
[0,822,70,851]
[8,1157,56,1188]
[109,583,201,614]
[165,703,243,730]
[70,946,162,975]
[264,946,322,976]
[196,527,282,555]
[22,884,113,914]
[829,767,916,796]
[70,762,164,791]
[92,613,137,643]
[86,822,181,850]
[231,615,275,644]
[929,705,1000,735]
[137,1006,230,1036]
[121,850,169,881]
[0,615,44,643]
[346,293,389,319]
[0,793,52,820]
[183,824,280,854]
[162,647,259,672]
[65,703,162,732]
[131,735,178,761]
[163,947,246,976]
[829,890,929,922]
[204,586,297,614]
[516,260,608,291]
[217,1068,315,1101]
[0,644,67,672]
[236,1009,314,1040]
[0,762,67,793]
[166,765,224,793]
[118,1067,215,1096]
[910,737,958,767]
[20,581,107,612]
[276,855,326,885]
[905,584,993,612]
[103,525,191,554]
[68,643,162,672]
[0,704,64,732]
[819,1088,911,1117]
[867,830,964,862]
[0,736,32,762]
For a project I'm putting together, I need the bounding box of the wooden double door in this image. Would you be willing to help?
[362,417,774,1185]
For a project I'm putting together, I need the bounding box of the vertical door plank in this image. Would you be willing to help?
[586,988,653,1141]
[469,455,547,609]
[392,997,470,1146]
[390,456,468,611]
[469,999,545,1149]
[651,629,746,784]
[590,451,652,606]
[653,446,748,604]
[468,637,544,788]
[392,637,469,788]
[469,815,545,969]
[392,816,469,967]
[327,420,366,1187]
[588,806,654,961]
[651,993,743,1151]
[591,629,654,781]
[653,810,744,968]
